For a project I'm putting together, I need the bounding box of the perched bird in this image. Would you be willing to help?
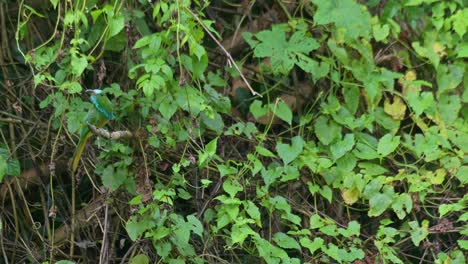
[71,89,115,172]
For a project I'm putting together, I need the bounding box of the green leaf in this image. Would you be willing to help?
[300,237,324,254]
[319,185,333,203]
[249,100,268,119]
[0,156,7,183]
[50,0,59,9]
[455,166,468,185]
[437,63,464,96]
[198,137,218,167]
[223,179,243,197]
[273,232,301,250]
[458,240,468,250]
[343,85,360,114]
[368,185,394,217]
[187,215,203,237]
[101,165,128,191]
[330,133,355,161]
[245,23,320,75]
[71,55,88,76]
[276,136,305,165]
[271,99,292,125]
[438,94,461,125]
[256,146,276,157]
[409,220,429,246]
[373,23,390,41]
[312,0,372,41]
[109,15,125,37]
[55,261,75,264]
[130,254,149,264]
[309,214,324,229]
[126,218,153,241]
[314,116,342,145]
[377,133,400,157]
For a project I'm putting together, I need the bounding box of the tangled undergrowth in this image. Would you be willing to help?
[0,0,467,263]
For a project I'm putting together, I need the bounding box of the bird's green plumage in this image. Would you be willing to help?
[71,91,114,172]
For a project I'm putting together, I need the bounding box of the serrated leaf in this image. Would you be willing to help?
[312,0,372,41]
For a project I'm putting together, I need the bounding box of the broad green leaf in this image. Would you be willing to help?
[330,133,355,160]
[273,232,301,250]
[309,214,324,229]
[368,186,394,217]
[223,179,243,197]
[300,237,324,254]
[455,166,468,184]
[338,220,360,237]
[409,220,429,246]
[231,224,256,245]
[101,165,127,191]
[377,133,400,157]
[187,215,203,237]
[319,185,333,203]
[109,15,125,37]
[271,99,292,125]
[71,55,88,76]
[373,23,390,41]
[343,85,360,114]
[314,116,342,145]
[249,100,268,119]
[391,193,412,220]
[276,136,305,165]
[437,63,464,96]
[312,0,372,41]
[126,218,154,241]
[130,254,149,264]
[451,9,468,37]
[438,94,461,125]
[458,240,468,250]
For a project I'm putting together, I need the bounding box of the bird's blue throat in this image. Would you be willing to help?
[91,95,116,120]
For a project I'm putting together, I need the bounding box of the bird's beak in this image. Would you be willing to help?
[85,89,94,93]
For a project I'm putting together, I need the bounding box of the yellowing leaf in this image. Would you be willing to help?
[342,187,360,205]
[432,42,446,58]
[384,96,406,120]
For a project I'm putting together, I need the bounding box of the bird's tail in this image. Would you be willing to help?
[71,128,92,173]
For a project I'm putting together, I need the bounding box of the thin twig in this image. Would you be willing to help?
[185,7,262,97]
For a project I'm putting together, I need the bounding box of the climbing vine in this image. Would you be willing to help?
[0,0,466,263]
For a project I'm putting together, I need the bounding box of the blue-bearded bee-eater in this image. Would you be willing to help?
[71,89,115,172]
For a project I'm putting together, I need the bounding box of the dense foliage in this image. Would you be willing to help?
[0,0,467,263]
